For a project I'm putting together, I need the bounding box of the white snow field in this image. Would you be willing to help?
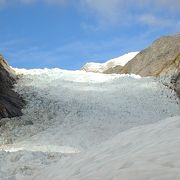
[0,68,180,179]
[82,52,139,73]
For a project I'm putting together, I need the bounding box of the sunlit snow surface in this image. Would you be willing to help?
[82,52,139,72]
[0,68,180,179]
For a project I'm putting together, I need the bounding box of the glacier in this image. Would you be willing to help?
[0,68,179,179]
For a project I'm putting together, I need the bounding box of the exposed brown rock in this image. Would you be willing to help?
[103,65,123,74]
[0,54,24,119]
[120,34,180,76]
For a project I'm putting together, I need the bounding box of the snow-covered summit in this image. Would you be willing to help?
[82,52,139,73]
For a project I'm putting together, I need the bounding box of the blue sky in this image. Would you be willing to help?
[0,0,179,69]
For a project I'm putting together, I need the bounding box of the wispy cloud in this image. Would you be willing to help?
[0,0,179,27]
[0,0,68,6]
[0,0,6,6]
[80,0,123,24]
[138,14,176,27]
[81,0,180,26]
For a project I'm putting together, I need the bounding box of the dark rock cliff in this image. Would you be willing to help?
[0,54,24,119]
[174,73,180,99]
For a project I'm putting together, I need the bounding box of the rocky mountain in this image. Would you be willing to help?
[114,34,180,99]
[82,34,180,99]
[0,54,24,119]
[103,65,124,74]
[82,52,139,73]
[120,34,180,76]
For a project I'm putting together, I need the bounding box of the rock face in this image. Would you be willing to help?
[120,34,180,76]
[103,65,123,74]
[174,73,180,98]
[0,55,24,119]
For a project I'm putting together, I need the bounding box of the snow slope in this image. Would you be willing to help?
[82,52,139,73]
[34,116,180,180]
[0,68,179,179]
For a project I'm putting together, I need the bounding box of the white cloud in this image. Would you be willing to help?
[1,0,180,11]
[139,14,175,27]
[0,0,179,28]
[78,0,180,28]
[80,0,123,23]
[155,0,180,11]
[0,0,68,6]
[0,0,7,6]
